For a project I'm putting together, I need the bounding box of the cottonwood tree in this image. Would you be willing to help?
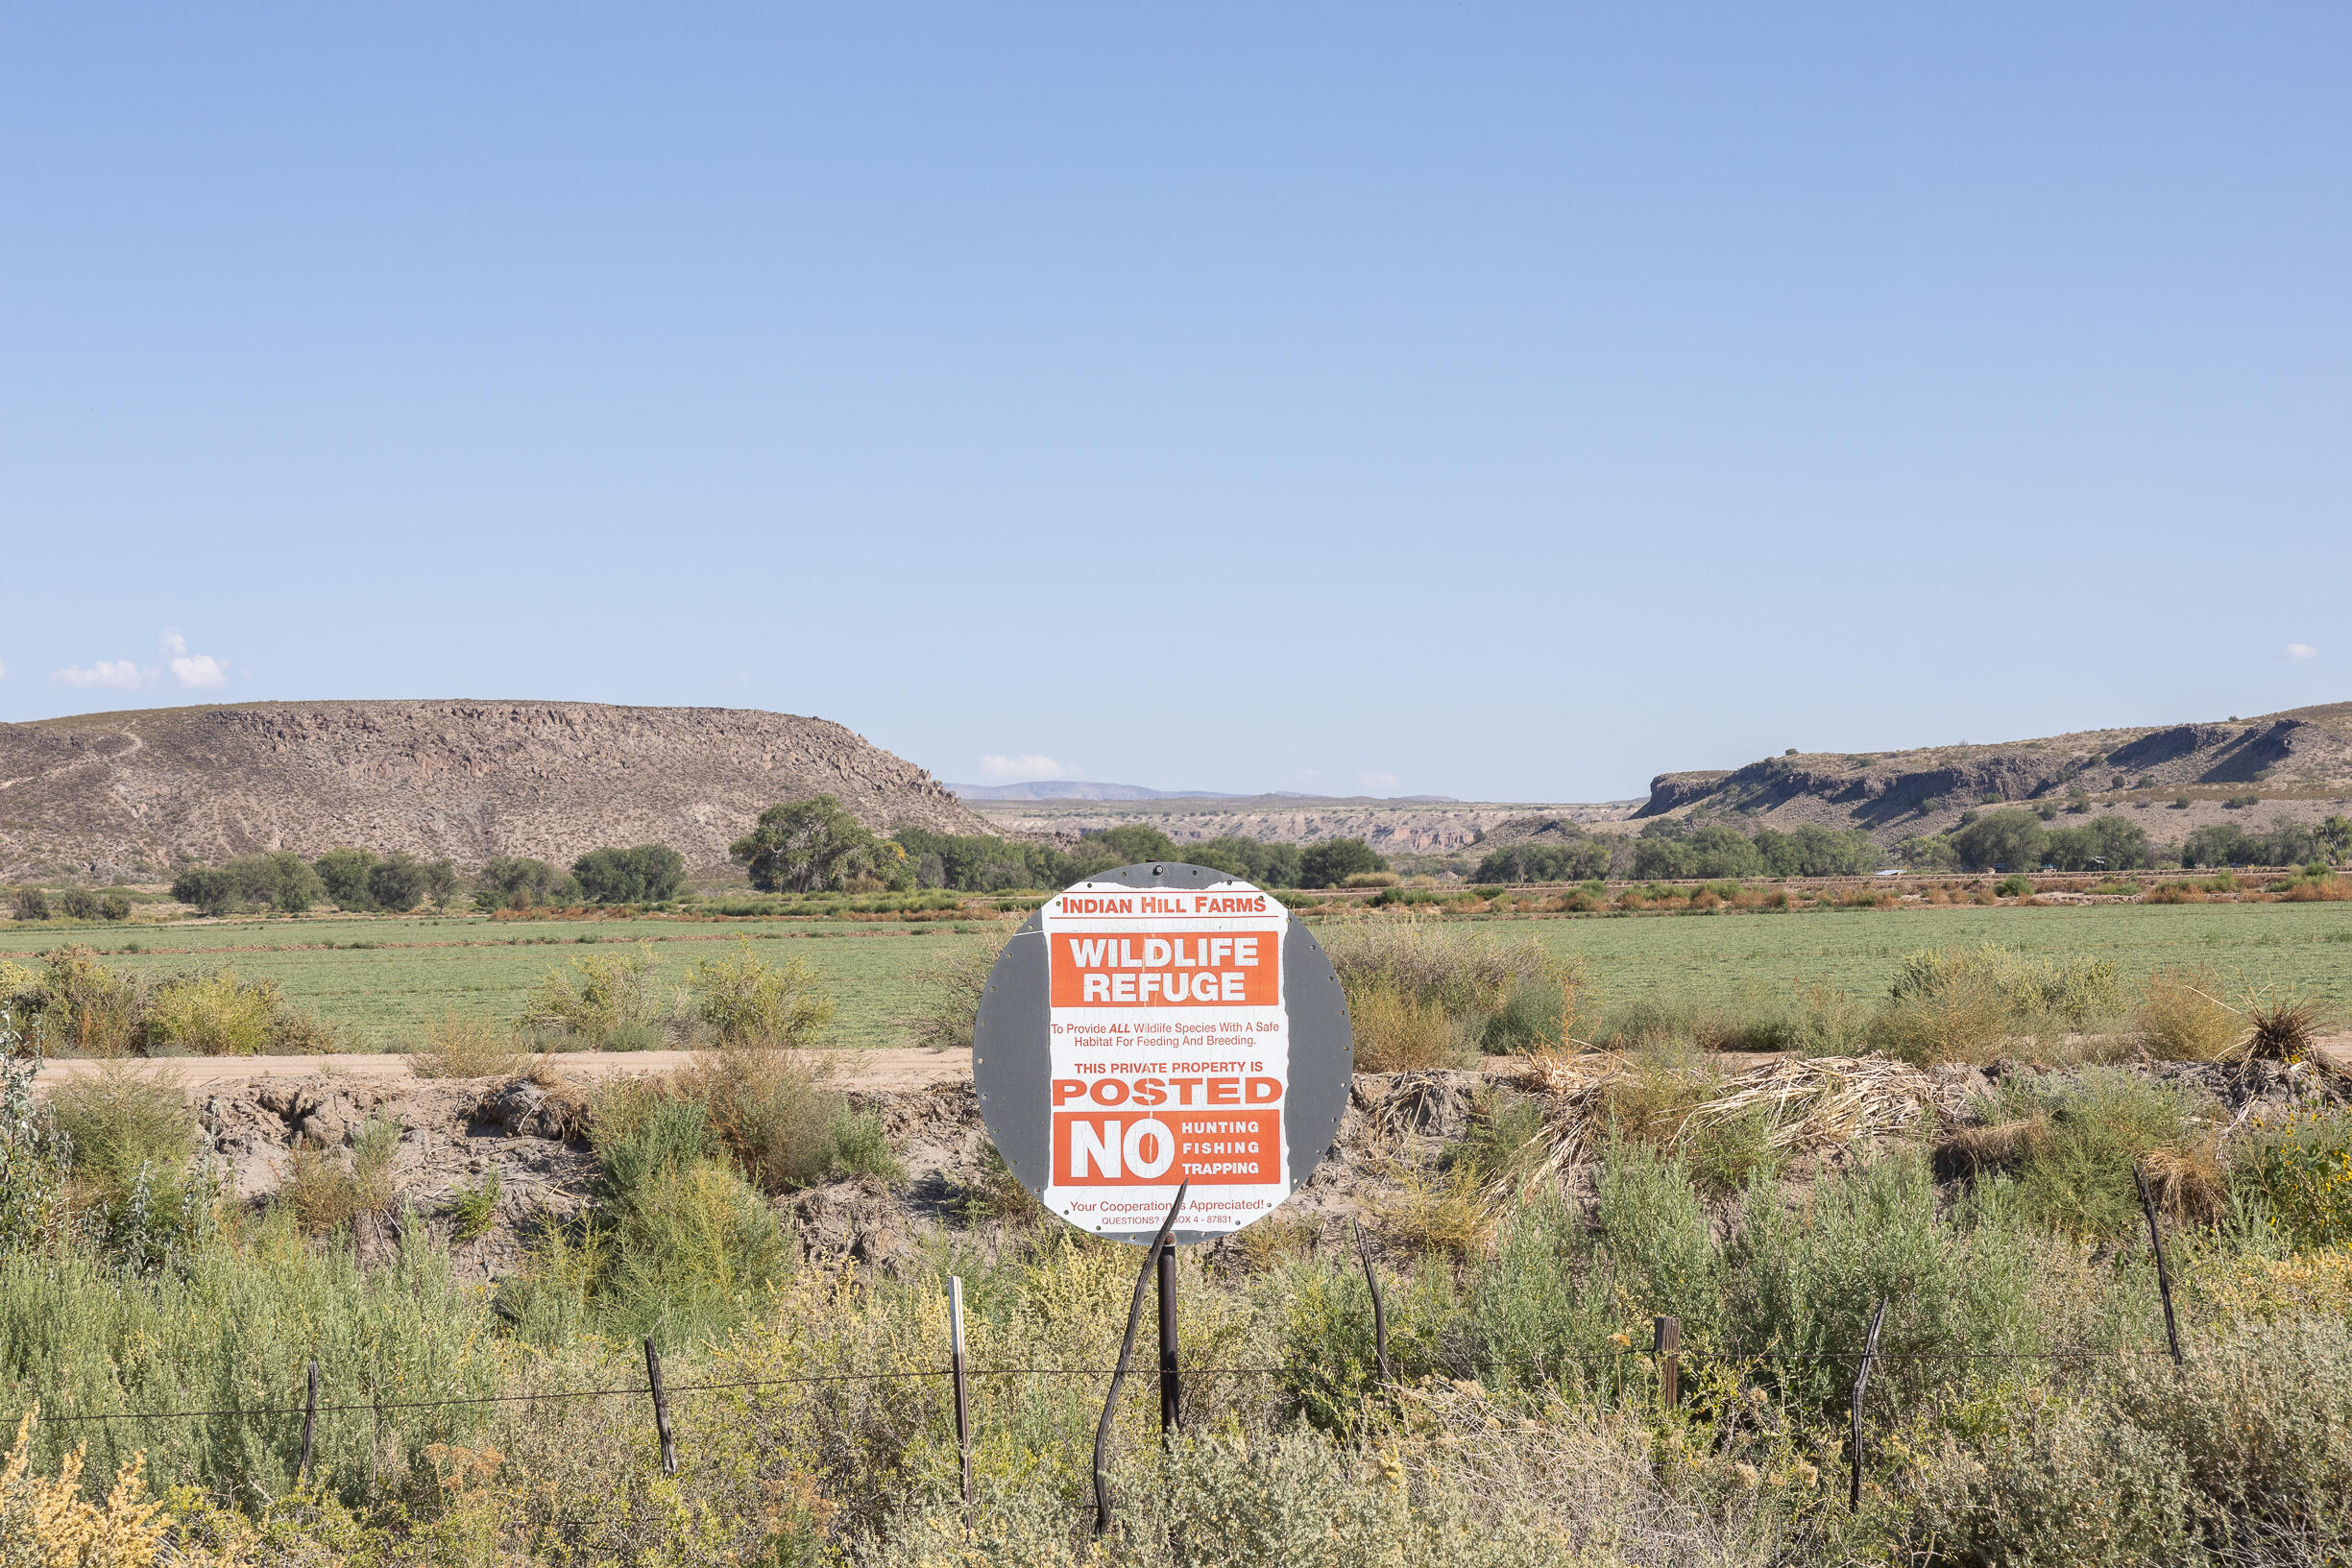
[732,796,908,893]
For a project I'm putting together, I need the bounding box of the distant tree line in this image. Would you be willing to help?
[167,841,687,917]
[731,797,1390,895]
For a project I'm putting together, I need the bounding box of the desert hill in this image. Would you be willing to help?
[1633,701,2352,844]
[0,700,995,881]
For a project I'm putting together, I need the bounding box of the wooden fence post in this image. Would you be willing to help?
[298,1360,318,1485]
[1849,1300,1886,1509]
[948,1276,973,1511]
[2135,1164,2185,1365]
[1093,1181,1187,1538]
[1654,1316,1680,1408]
[1352,1218,1391,1383]
[643,1338,676,1477]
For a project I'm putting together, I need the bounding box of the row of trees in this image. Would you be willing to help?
[731,797,1392,895]
[168,842,687,917]
[1894,808,2352,873]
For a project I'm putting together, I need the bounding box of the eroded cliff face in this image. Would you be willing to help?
[1630,703,2352,843]
[0,700,998,879]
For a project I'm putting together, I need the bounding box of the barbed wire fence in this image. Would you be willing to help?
[12,1169,2198,1532]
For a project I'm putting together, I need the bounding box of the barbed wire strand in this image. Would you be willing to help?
[21,1341,2170,1425]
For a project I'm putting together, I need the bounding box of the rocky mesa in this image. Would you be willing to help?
[1632,701,2352,844]
[0,700,998,880]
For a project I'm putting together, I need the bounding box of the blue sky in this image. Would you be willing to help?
[3,5,2345,801]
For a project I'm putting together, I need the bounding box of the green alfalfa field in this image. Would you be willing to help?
[5,896,2348,1048]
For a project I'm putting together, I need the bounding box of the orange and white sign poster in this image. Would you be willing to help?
[1037,878,1291,1238]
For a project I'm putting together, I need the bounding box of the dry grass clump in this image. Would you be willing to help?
[1511,1049,1960,1188]
[2139,1145,2226,1226]
[408,1013,523,1079]
[281,1117,400,1235]
[2242,997,2322,1063]
[2133,968,2243,1061]
[900,925,1010,1053]
[1323,918,1584,1070]
[1930,1116,2049,1181]
[1371,1163,1498,1260]
[1869,944,2126,1066]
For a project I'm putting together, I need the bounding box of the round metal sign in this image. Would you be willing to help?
[972,862,1353,1246]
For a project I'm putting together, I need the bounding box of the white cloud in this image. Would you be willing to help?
[46,628,230,693]
[53,660,152,689]
[2286,642,2318,661]
[979,753,1079,782]
[1357,771,1400,792]
[170,654,229,688]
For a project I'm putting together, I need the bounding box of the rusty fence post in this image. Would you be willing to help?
[1092,1182,1188,1538]
[1352,1218,1391,1383]
[643,1338,676,1477]
[1849,1300,1886,1510]
[2135,1164,2185,1366]
[948,1276,973,1512]
[298,1360,318,1485]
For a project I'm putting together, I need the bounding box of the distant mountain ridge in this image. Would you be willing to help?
[1635,701,2352,843]
[947,780,1247,801]
[0,700,996,880]
[948,779,1461,804]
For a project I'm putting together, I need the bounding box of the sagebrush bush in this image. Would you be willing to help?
[669,1046,846,1194]
[1969,1070,2219,1239]
[43,1062,199,1206]
[11,948,141,1056]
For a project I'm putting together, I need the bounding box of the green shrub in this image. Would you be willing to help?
[447,1169,500,1242]
[475,855,578,910]
[312,848,379,910]
[14,948,141,1057]
[1322,920,1580,1068]
[280,1116,400,1236]
[366,852,430,912]
[1297,837,1387,889]
[1971,1070,2218,1240]
[686,937,833,1047]
[7,888,47,922]
[142,968,284,1055]
[2232,1108,2352,1249]
[168,867,240,917]
[521,943,668,1045]
[670,1047,846,1195]
[820,1110,903,1183]
[572,844,688,905]
[1911,1314,2352,1565]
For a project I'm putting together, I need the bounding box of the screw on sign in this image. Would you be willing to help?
[972,862,1353,1532]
